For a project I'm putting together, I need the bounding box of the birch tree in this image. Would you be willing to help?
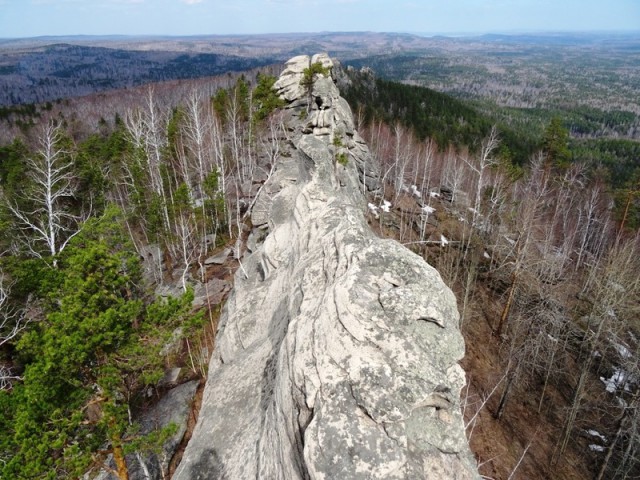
[8,121,85,263]
[495,153,550,337]
[122,87,177,249]
[183,90,215,190]
[463,125,500,230]
[0,271,25,389]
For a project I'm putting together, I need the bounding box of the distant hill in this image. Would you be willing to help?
[0,43,274,105]
[3,30,639,111]
[476,31,640,46]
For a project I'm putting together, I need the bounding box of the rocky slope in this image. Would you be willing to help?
[173,54,478,479]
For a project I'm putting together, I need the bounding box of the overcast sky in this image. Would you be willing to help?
[1,0,638,38]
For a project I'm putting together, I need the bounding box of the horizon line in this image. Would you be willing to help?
[2,29,640,41]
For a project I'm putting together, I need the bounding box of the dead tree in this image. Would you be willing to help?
[0,271,26,389]
[8,121,86,263]
[495,153,550,337]
[558,237,640,457]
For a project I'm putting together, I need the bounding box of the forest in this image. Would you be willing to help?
[0,43,273,106]
[340,68,640,227]
[0,40,638,478]
[0,72,287,478]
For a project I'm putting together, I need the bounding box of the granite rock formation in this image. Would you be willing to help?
[174,54,479,480]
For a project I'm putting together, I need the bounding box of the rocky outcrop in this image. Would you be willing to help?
[174,54,479,479]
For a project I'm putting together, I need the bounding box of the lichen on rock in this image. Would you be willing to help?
[174,54,479,480]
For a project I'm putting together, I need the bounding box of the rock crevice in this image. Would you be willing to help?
[174,54,479,480]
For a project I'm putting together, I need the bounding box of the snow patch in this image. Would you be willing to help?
[430,191,440,198]
[422,205,436,215]
[440,235,449,247]
[587,430,607,443]
[600,368,636,393]
[380,200,392,213]
[483,251,491,259]
[504,236,516,246]
[410,185,421,197]
[614,342,632,359]
[607,281,625,294]
[589,444,606,453]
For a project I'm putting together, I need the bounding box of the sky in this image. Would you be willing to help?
[0,0,638,38]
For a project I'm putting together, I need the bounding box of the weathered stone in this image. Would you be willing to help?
[204,248,231,265]
[158,367,182,387]
[202,234,217,248]
[155,282,185,300]
[311,75,335,112]
[274,54,310,103]
[139,244,163,285]
[192,278,231,308]
[245,227,263,254]
[311,52,334,70]
[160,327,183,357]
[251,190,272,227]
[90,381,199,480]
[174,55,478,480]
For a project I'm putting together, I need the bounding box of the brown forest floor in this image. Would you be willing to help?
[460,290,594,480]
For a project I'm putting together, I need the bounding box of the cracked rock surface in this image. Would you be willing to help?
[174,54,479,480]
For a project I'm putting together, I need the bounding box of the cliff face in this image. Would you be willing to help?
[174,54,479,480]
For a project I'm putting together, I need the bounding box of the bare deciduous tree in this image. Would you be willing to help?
[495,153,551,337]
[124,87,172,233]
[558,237,640,457]
[463,125,500,230]
[0,270,25,389]
[8,121,86,263]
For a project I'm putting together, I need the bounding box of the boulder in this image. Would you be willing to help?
[204,248,231,265]
[192,278,231,308]
[139,244,163,285]
[90,381,199,480]
[274,55,309,103]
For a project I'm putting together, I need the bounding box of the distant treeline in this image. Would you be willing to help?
[0,44,275,106]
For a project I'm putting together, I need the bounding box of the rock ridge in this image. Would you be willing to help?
[174,53,479,479]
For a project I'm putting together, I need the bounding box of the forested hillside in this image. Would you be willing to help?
[339,68,536,163]
[0,72,285,478]
[340,66,640,229]
[343,32,640,226]
[0,54,638,479]
[0,43,273,106]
